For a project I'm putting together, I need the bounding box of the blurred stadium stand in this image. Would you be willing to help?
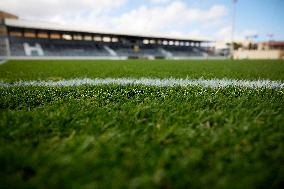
[0,10,220,59]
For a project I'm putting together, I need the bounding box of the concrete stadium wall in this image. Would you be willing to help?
[234,50,283,60]
[0,56,228,61]
[0,56,129,60]
[170,56,227,60]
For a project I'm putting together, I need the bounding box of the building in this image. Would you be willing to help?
[258,41,284,50]
[0,10,217,59]
[233,41,284,60]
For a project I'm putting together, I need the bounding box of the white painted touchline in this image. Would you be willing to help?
[0,78,283,89]
[0,59,8,65]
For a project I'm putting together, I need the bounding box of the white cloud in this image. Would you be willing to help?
[1,0,243,41]
[215,26,258,42]
[215,26,232,41]
[0,0,127,21]
[149,0,171,4]
[187,30,204,39]
[108,1,228,37]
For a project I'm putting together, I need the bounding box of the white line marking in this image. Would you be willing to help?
[0,78,283,89]
[0,59,8,65]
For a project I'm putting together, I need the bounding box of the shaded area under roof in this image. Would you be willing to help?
[4,18,211,42]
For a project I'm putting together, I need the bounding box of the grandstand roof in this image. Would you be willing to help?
[263,41,284,47]
[4,18,210,42]
[0,10,18,20]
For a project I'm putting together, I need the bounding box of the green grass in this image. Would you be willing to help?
[0,60,284,189]
[0,59,284,81]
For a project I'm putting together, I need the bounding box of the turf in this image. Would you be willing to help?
[0,60,284,189]
[0,59,284,82]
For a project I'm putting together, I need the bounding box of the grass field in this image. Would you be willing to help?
[1,59,284,81]
[0,60,284,189]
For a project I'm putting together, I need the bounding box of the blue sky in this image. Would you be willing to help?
[233,0,284,41]
[1,0,283,41]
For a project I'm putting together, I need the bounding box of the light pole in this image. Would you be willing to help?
[231,0,237,59]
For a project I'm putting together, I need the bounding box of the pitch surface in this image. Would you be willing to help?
[0,60,283,189]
